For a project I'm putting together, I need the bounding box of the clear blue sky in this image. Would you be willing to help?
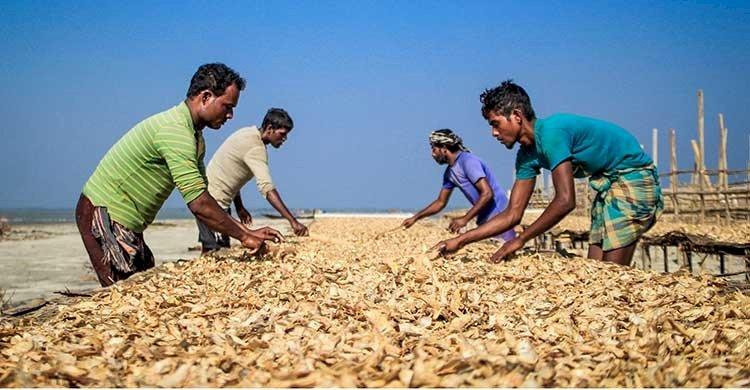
[1,0,749,210]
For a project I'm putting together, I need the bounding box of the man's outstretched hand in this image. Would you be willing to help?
[291,220,309,236]
[431,237,462,256]
[253,227,284,243]
[448,217,468,233]
[237,207,253,225]
[240,234,266,255]
[401,217,417,229]
[489,237,525,263]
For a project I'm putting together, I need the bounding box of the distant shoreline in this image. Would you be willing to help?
[0,208,439,225]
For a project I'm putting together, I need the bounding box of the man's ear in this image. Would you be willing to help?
[511,109,524,124]
[200,90,214,104]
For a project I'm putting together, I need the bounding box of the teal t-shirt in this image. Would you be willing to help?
[515,113,652,180]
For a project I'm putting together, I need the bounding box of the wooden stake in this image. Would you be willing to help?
[718,114,730,223]
[690,140,711,188]
[721,127,728,190]
[670,129,679,215]
[698,89,705,181]
[652,128,658,168]
[691,139,706,222]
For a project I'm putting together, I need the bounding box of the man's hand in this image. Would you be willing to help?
[240,233,266,255]
[237,207,253,225]
[431,237,462,256]
[489,237,525,263]
[291,220,309,236]
[448,216,469,233]
[402,217,417,229]
[253,227,284,243]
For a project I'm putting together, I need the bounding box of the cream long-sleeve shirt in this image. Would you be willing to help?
[206,126,275,209]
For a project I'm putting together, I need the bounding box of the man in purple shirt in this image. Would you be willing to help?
[402,129,516,241]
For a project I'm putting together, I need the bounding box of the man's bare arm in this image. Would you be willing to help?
[449,178,493,232]
[516,161,576,243]
[455,178,535,246]
[461,178,493,222]
[432,178,535,254]
[403,188,452,228]
[266,189,308,236]
[189,191,270,250]
[488,161,577,261]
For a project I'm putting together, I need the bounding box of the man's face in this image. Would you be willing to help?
[265,127,291,149]
[199,83,241,130]
[431,145,448,165]
[486,110,521,149]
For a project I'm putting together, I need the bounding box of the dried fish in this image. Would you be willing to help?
[1,217,748,387]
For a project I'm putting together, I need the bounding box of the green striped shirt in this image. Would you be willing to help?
[83,102,207,232]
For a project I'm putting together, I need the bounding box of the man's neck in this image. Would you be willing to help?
[184,99,206,132]
[259,126,270,145]
[447,150,461,166]
[519,118,536,147]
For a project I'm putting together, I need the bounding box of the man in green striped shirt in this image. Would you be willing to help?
[75,63,282,287]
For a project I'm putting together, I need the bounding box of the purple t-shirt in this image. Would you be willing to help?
[442,152,516,241]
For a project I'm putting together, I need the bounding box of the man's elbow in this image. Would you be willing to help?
[556,194,576,214]
[259,184,276,199]
[187,192,209,215]
[508,209,524,226]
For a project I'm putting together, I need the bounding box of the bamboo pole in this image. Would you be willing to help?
[722,126,731,223]
[722,127,728,190]
[649,205,750,214]
[691,139,706,222]
[659,168,750,176]
[690,140,711,189]
[652,128,658,168]
[698,89,705,185]
[718,114,730,223]
[670,129,679,215]
[723,192,732,223]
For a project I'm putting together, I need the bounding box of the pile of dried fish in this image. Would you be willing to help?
[647,221,750,244]
[2,218,749,387]
[524,214,750,244]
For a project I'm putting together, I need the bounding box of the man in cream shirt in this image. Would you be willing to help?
[198,108,308,253]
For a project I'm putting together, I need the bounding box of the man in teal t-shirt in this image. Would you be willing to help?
[434,80,662,266]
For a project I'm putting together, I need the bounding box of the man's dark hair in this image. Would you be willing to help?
[186,63,246,98]
[261,108,294,130]
[480,79,536,121]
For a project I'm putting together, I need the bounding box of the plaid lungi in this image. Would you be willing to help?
[589,164,663,251]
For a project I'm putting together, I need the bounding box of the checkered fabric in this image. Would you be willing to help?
[589,165,663,251]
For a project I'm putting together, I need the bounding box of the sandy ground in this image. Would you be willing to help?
[0,218,294,307]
